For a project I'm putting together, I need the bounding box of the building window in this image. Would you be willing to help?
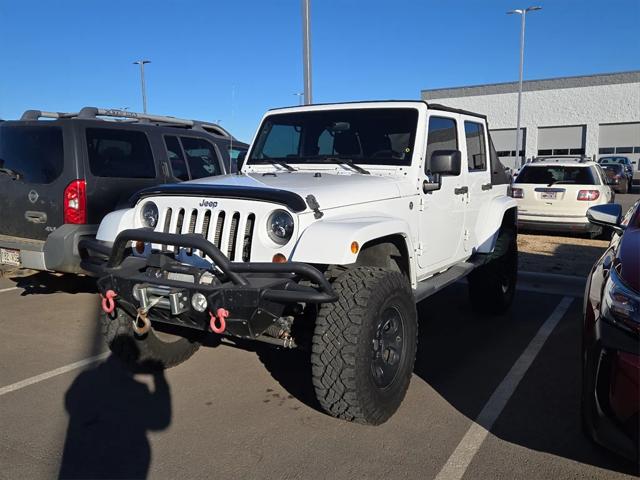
[553,149,569,155]
[615,146,633,154]
[569,148,585,155]
[599,147,615,154]
[497,150,511,157]
[634,146,640,154]
[537,149,552,156]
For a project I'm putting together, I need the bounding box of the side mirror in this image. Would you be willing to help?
[430,150,461,176]
[587,204,623,232]
[237,151,247,171]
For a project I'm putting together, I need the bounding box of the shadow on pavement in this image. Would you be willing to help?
[58,352,171,480]
[413,284,638,476]
[254,344,321,412]
[11,271,97,296]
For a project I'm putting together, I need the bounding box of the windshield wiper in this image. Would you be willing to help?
[326,158,370,175]
[0,167,21,180]
[266,160,297,172]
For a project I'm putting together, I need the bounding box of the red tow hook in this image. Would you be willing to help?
[209,308,229,334]
[100,289,117,315]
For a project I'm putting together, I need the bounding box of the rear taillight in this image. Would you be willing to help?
[63,179,87,224]
[577,190,600,201]
[510,187,524,199]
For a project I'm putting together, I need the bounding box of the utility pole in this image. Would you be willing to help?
[507,7,541,167]
[133,60,151,113]
[301,0,313,104]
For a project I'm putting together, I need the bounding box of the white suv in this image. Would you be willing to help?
[80,101,517,425]
[512,160,614,235]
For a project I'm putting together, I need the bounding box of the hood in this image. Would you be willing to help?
[176,172,413,211]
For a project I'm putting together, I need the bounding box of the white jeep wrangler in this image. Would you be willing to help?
[80,101,517,425]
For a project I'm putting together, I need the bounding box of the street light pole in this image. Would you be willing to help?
[507,6,541,167]
[133,59,151,113]
[301,0,313,105]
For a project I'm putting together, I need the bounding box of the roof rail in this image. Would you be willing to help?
[19,107,232,138]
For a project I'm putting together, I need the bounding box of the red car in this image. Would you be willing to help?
[583,201,640,462]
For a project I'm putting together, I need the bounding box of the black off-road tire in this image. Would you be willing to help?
[311,267,418,425]
[101,308,200,372]
[468,227,518,314]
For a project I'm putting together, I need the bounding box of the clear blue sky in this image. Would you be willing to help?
[1,0,638,142]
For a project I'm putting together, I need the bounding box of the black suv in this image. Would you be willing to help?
[0,107,248,273]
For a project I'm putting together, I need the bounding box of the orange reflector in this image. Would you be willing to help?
[134,241,145,254]
[351,241,359,254]
[272,253,287,263]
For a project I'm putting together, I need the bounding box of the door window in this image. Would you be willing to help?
[0,126,64,184]
[180,137,222,179]
[426,116,458,173]
[464,121,487,171]
[164,136,189,180]
[86,128,155,178]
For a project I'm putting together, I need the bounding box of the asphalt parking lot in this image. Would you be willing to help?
[1,266,638,479]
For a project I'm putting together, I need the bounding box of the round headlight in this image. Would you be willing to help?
[267,210,294,245]
[141,201,159,228]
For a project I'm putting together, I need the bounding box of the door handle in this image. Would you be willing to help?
[481,183,493,191]
[25,211,47,224]
[454,186,469,195]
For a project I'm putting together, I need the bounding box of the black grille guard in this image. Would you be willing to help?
[79,229,337,305]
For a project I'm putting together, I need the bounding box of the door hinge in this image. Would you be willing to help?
[418,197,425,212]
[416,241,424,256]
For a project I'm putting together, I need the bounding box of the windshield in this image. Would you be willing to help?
[515,165,597,185]
[598,156,628,165]
[247,108,418,167]
[602,164,623,174]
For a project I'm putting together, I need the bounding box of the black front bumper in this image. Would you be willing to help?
[79,229,337,339]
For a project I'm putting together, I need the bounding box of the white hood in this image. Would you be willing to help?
[186,172,414,211]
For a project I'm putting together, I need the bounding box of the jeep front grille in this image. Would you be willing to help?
[158,207,254,261]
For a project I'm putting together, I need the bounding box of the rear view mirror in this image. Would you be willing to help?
[328,122,351,132]
[430,150,461,176]
[587,204,623,231]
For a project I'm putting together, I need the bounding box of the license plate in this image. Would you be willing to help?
[541,192,557,200]
[0,248,20,266]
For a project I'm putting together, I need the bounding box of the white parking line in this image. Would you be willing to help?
[434,296,574,480]
[0,286,19,294]
[0,352,109,397]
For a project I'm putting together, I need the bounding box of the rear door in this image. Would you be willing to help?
[461,117,493,252]
[0,123,70,240]
[82,125,164,224]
